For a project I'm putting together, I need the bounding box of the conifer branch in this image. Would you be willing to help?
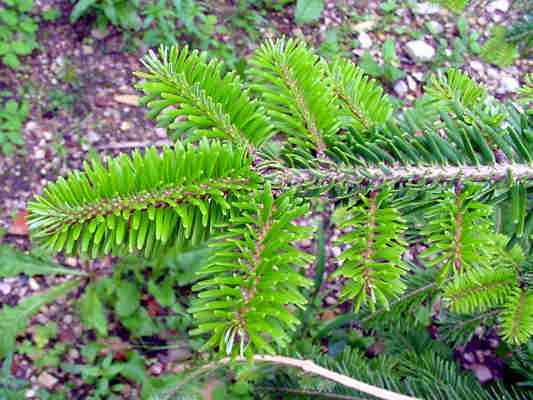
[269,162,533,188]
[160,355,419,400]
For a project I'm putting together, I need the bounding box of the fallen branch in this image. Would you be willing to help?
[161,354,419,400]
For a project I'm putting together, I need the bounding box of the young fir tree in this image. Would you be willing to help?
[4,38,533,398]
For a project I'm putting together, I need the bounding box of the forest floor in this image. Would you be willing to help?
[0,0,531,398]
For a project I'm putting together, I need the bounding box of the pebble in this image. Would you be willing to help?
[91,28,108,40]
[412,72,424,81]
[498,76,520,93]
[82,45,93,55]
[393,80,409,97]
[29,278,40,290]
[352,19,376,32]
[406,75,417,91]
[427,21,444,34]
[68,348,80,360]
[167,347,193,363]
[155,127,167,138]
[470,60,484,73]
[150,363,163,375]
[487,0,510,13]
[0,282,11,295]
[358,32,373,49]
[405,40,436,62]
[414,2,441,14]
[34,149,45,160]
[37,372,58,389]
[64,257,78,267]
[120,121,133,131]
[487,67,500,80]
[87,130,100,143]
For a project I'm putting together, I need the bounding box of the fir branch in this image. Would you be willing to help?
[136,45,272,148]
[444,266,517,313]
[249,38,340,160]
[333,189,407,311]
[501,288,533,345]
[422,186,493,279]
[269,162,533,188]
[189,188,314,356]
[28,140,257,257]
[328,57,393,131]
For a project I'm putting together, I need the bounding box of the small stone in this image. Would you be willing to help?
[427,21,443,34]
[406,75,417,91]
[155,127,167,138]
[64,257,77,267]
[331,246,341,257]
[38,372,58,389]
[87,130,100,143]
[29,278,40,290]
[114,94,140,106]
[499,76,520,93]
[150,363,163,375]
[393,80,409,97]
[487,0,510,13]
[471,364,493,384]
[412,72,424,81]
[91,28,108,40]
[487,67,500,80]
[68,348,79,360]
[0,282,11,295]
[352,19,376,32]
[470,60,484,72]
[414,2,441,14]
[492,14,503,22]
[34,149,45,160]
[167,347,192,362]
[25,121,38,131]
[405,40,435,62]
[358,32,372,49]
[82,45,93,55]
[120,121,133,131]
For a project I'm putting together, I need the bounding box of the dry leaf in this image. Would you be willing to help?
[113,94,140,106]
[8,210,29,236]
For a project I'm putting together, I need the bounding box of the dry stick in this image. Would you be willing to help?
[97,139,171,150]
[164,355,419,400]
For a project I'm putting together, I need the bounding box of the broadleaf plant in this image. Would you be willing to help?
[19,38,533,397]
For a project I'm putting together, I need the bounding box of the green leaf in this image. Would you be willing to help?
[0,244,85,278]
[114,281,140,317]
[79,283,108,336]
[121,307,158,337]
[2,53,20,69]
[17,0,33,12]
[148,277,175,307]
[0,9,18,26]
[11,41,34,55]
[0,279,80,358]
[294,0,324,25]
[70,0,97,22]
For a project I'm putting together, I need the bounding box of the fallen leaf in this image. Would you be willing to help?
[9,210,29,236]
[113,94,140,106]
